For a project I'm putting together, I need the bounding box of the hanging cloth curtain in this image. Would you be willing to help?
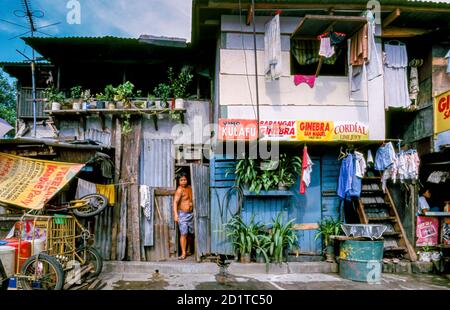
[264,14,282,80]
[384,42,410,108]
[300,146,313,195]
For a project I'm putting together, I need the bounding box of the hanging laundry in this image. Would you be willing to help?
[319,37,335,58]
[348,154,362,198]
[354,151,367,178]
[337,154,355,199]
[139,185,154,246]
[374,142,396,170]
[264,14,282,80]
[409,66,420,101]
[328,31,346,46]
[366,21,383,81]
[96,184,115,206]
[384,42,410,109]
[350,23,369,66]
[300,146,313,195]
[75,178,96,199]
[293,75,316,88]
[427,171,449,184]
[367,150,374,165]
[380,148,420,192]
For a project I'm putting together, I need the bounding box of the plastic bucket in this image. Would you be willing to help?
[0,246,15,277]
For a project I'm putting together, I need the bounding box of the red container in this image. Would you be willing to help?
[4,238,32,273]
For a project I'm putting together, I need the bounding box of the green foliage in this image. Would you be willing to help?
[315,217,343,247]
[225,212,298,266]
[122,113,132,135]
[0,70,16,131]
[168,66,193,98]
[153,83,171,104]
[104,85,116,101]
[43,86,65,103]
[233,153,302,194]
[114,81,135,102]
[225,215,265,258]
[267,213,298,263]
[70,86,83,99]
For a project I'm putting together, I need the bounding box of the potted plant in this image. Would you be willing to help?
[274,154,302,190]
[95,92,107,109]
[154,83,171,109]
[70,85,83,110]
[267,213,298,263]
[44,86,65,111]
[315,217,343,262]
[114,81,135,109]
[168,66,193,109]
[418,245,433,262]
[82,89,92,109]
[225,215,264,263]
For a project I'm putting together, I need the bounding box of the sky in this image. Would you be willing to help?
[0,0,193,79]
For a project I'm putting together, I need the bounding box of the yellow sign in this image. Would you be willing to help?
[296,121,334,141]
[434,89,450,135]
[0,153,84,210]
[332,121,369,141]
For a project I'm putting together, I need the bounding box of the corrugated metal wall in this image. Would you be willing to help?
[140,139,175,187]
[140,139,175,261]
[17,87,46,118]
[191,164,211,260]
[94,205,113,260]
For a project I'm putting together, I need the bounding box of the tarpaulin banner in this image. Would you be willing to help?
[296,121,333,141]
[260,120,297,141]
[218,119,258,141]
[332,121,369,141]
[434,89,450,135]
[0,152,84,210]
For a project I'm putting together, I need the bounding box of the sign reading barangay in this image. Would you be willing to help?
[434,89,450,135]
[0,153,84,209]
[259,120,297,141]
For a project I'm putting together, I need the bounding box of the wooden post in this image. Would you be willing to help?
[110,116,122,260]
[125,117,142,261]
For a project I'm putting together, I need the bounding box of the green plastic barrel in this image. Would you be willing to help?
[339,240,384,283]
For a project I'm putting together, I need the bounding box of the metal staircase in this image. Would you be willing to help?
[357,176,417,261]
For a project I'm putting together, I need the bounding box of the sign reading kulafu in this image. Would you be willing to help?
[434,89,450,135]
[0,153,84,210]
[218,119,258,141]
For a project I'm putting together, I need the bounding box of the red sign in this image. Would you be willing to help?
[218,119,258,141]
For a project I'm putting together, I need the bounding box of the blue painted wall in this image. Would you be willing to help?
[209,153,342,255]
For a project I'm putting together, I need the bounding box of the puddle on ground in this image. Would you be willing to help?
[112,270,169,290]
[195,273,277,290]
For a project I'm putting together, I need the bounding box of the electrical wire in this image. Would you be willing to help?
[238,0,258,121]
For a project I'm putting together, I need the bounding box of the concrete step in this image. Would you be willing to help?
[103,261,338,275]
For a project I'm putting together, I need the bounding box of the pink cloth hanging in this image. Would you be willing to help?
[293,75,316,88]
[300,146,313,195]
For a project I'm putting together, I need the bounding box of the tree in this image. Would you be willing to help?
[0,69,16,132]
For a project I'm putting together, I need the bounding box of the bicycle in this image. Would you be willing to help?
[5,194,109,290]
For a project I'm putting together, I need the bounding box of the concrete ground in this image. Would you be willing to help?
[99,261,450,290]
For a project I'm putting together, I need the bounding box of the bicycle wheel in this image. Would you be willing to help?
[73,194,108,218]
[19,253,65,290]
[76,246,103,277]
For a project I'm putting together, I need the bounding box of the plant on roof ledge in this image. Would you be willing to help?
[114,81,135,108]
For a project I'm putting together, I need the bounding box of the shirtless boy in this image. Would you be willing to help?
[173,172,194,260]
